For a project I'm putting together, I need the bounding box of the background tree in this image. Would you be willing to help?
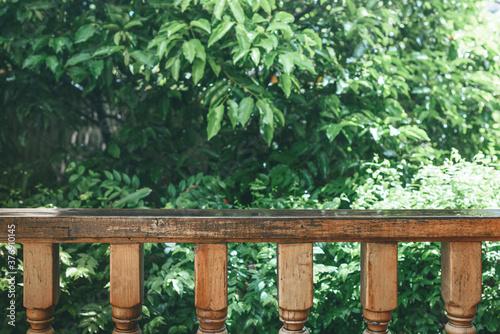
[1,0,498,207]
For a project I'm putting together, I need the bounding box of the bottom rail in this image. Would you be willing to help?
[22,242,483,334]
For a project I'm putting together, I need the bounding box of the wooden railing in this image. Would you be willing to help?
[1,208,500,334]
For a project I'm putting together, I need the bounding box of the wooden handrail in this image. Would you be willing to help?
[1,208,499,242]
[2,208,499,334]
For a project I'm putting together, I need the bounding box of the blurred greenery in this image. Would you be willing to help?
[0,0,499,333]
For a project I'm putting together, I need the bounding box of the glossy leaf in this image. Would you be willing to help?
[190,19,211,34]
[66,53,91,66]
[227,99,239,128]
[75,24,98,44]
[207,104,224,140]
[228,0,246,23]
[208,21,235,47]
[171,57,180,81]
[192,58,205,85]
[129,50,157,66]
[238,97,254,125]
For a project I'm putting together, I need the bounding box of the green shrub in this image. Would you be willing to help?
[352,150,500,333]
[353,149,500,210]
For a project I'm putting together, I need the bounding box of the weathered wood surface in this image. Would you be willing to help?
[24,243,59,334]
[361,242,398,334]
[110,244,144,334]
[278,243,313,334]
[1,209,500,243]
[195,243,228,334]
[441,242,482,334]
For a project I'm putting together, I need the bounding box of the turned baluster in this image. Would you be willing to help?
[441,242,482,334]
[360,242,398,334]
[24,243,60,334]
[110,244,144,334]
[195,243,228,334]
[277,243,313,334]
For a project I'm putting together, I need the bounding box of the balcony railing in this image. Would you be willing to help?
[1,208,500,334]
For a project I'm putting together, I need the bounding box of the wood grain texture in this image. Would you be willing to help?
[110,244,144,334]
[361,242,398,334]
[278,243,313,334]
[23,243,59,334]
[441,242,482,334]
[1,209,499,243]
[195,243,228,334]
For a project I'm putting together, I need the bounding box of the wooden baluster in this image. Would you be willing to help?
[360,242,398,334]
[110,244,144,334]
[441,242,482,334]
[277,243,313,334]
[195,243,228,334]
[23,243,60,334]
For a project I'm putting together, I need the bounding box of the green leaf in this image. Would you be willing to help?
[129,50,157,66]
[113,170,122,182]
[113,188,151,208]
[50,37,72,54]
[278,73,291,97]
[75,24,98,44]
[66,53,91,66]
[260,0,271,14]
[45,56,59,73]
[400,126,431,141]
[227,100,239,128]
[236,25,251,50]
[104,170,114,180]
[232,47,249,63]
[207,104,224,140]
[190,19,211,34]
[325,123,345,142]
[192,39,206,62]
[238,97,254,125]
[267,22,293,40]
[67,66,88,84]
[93,45,124,57]
[108,144,121,158]
[250,48,260,65]
[157,40,169,59]
[192,58,205,85]
[68,174,80,183]
[114,32,122,45]
[163,22,188,38]
[180,0,192,12]
[124,20,143,30]
[273,107,285,126]
[256,38,274,53]
[182,40,197,63]
[279,53,294,75]
[257,99,274,145]
[89,60,104,78]
[168,184,177,197]
[264,52,278,68]
[274,12,294,23]
[172,58,180,81]
[228,0,246,23]
[303,28,322,49]
[208,21,235,47]
[132,175,140,189]
[208,57,221,76]
[346,0,356,15]
[214,0,226,20]
[23,54,46,69]
[291,52,316,74]
[123,173,131,185]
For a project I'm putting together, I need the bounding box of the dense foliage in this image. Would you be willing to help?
[1,0,499,333]
[1,0,499,205]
